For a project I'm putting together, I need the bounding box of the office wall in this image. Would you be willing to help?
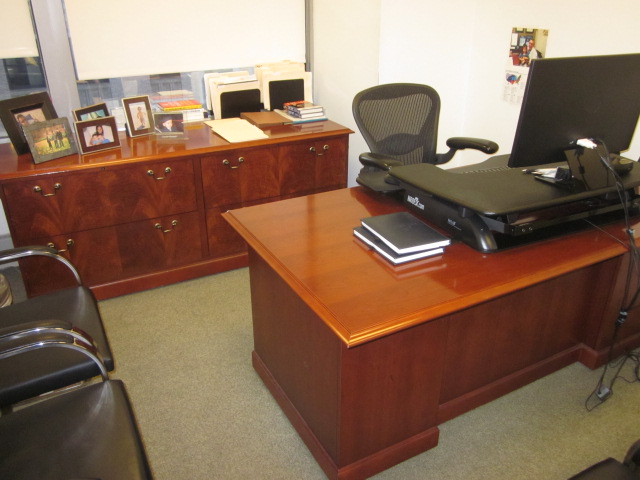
[313,0,640,183]
[311,0,381,185]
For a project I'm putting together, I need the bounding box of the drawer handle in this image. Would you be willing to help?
[155,219,179,233]
[222,157,244,169]
[147,167,172,180]
[33,183,62,196]
[309,145,330,156]
[47,239,74,253]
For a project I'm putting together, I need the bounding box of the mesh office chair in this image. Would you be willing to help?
[352,83,499,192]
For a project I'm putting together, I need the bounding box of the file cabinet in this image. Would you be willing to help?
[0,120,351,298]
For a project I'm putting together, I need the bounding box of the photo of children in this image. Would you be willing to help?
[83,123,115,145]
[130,102,149,130]
[23,118,78,163]
[30,124,72,155]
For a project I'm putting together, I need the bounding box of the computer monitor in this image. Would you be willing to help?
[508,53,640,168]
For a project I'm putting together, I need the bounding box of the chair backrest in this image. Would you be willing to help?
[352,83,441,165]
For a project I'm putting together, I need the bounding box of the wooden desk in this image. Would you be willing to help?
[0,120,351,299]
[223,187,640,480]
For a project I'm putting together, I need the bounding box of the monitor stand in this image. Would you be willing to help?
[401,186,639,253]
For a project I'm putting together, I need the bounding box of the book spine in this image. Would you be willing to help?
[286,109,325,118]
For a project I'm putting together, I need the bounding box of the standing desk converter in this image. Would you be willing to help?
[223,186,640,480]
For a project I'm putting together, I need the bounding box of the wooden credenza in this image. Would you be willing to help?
[0,120,352,299]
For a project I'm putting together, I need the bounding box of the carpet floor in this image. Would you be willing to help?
[84,267,640,479]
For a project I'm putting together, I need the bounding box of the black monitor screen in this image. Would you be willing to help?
[508,53,640,168]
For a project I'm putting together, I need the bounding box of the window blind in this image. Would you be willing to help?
[63,0,306,81]
[0,0,39,59]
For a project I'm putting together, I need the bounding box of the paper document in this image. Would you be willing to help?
[205,118,268,143]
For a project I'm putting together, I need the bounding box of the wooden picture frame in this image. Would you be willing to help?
[73,102,109,122]
[122,95,154,137]
[22,117,77,164]
[75,116,120,154]
[0,92,58,154]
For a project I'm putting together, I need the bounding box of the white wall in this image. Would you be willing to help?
[311,0,381,185]
[313,0,640,183]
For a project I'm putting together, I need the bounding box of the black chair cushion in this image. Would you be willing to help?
[0,286,113,407]
[569,457,639,480]
[0,380,152,480]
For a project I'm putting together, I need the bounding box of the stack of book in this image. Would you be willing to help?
[280,101,327,123]
[353,212,451,265]
[155,99,207,122]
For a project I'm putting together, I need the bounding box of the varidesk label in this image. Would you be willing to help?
[406,194,425,210]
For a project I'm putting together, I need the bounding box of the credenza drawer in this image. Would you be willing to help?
[4,157,197,241]
[20,211,205,295]
[201,147,279,208]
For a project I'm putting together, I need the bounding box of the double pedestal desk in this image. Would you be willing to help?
[224,186,640,480]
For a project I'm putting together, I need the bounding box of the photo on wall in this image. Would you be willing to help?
[504,27,550,104]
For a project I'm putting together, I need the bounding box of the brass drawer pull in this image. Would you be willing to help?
[222,157,244,169]
[309,145,330,156]
[47,239,74,253]
[154,219,179,233]
[147,167,172,180]
[33,183,62,196]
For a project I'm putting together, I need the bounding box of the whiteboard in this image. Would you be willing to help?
[64,0,306,81]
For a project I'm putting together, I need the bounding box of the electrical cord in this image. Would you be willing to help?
[584,139,640,411]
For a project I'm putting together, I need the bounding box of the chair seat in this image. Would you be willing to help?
[0,380,152,480]
[569,458,639,480]
[0,286,113,407]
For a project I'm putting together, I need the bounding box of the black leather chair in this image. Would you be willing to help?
[569,440,640,479]
[0,246,113,408]
[352,83,499,192]
[0,379,153,480]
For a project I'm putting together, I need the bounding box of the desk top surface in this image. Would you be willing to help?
[224,187,637,347]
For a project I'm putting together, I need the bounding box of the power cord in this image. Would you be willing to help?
[583,139,640,411]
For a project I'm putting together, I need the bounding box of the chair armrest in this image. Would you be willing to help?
[0,319,99,352]
[0,246,82,285]
[0,328,108,380]
[436,137,500,164]
[0,319,73,338]
[359,152,405,171]
[447,137,499,154]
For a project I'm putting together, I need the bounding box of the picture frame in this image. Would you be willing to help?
[0,92,58,155]
[74,116,120,155]
[153,112,185,137]
[122,95,154,137]
[73,102,109,122]
[22,117,78,164]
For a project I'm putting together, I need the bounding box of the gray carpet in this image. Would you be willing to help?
[97,267,640,480]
